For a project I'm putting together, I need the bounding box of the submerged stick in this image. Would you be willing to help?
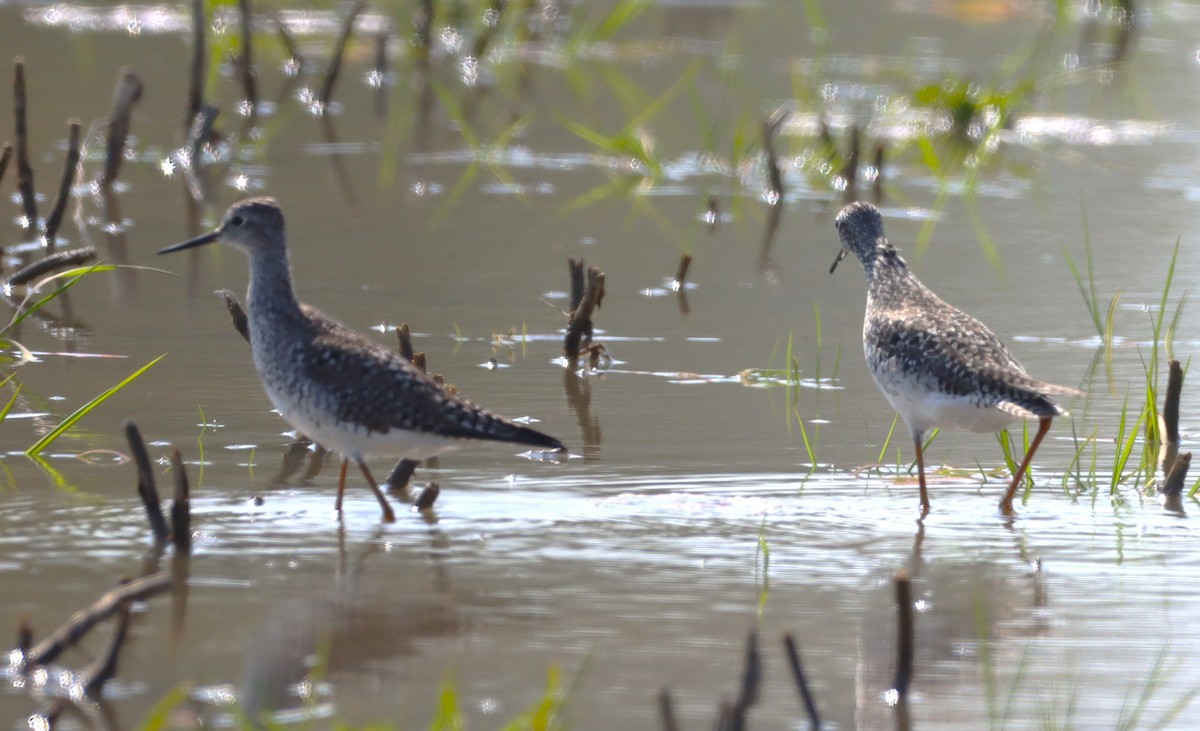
[318,0,367,109]
[170,448,192,553]
[126,420,170,542]
[43,121,81,247]
[840,125,860,191]
[1161,451,1191,499]
[6,246,96,288]
[1159,359,1183,476]
[101,68,144,188]
[782,632,821,729]
[187,0,206,127]
[413,0,434,64]
[0,142,12,190]
[396,322,414,362]
[564,260,605,362]
[14,59,38,229]
[893,569,914,699]
[81,601,132,697]
[413,481,439,510]
[657,688,680,731]
[275,13,304,71]
[237,0,258,112]
[24,573,171,667]
[673,253,692,289]
[872,142,885,201]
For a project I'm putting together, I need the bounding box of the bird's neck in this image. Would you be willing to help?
[246,247,302,323]
[862,240,907,279]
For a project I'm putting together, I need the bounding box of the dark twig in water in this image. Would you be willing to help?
[564,259,606,363]
[1158,359,1183,477]
[568,257,586,312]
[187,0,206,128]
[872,142,886,202]
[674,253,692,289]
[706,194,719,234]
[373,22,391,119]
[237,0,258,114]
[726,630,762,731]
[413,481,439,510]
[101,69,143,189]
[275,13,304,71]
[818,115,835,158]
[17,615,32,656]
[758,109,788,274]
[43,121,81,248]
[658,688,680,731]
[126,420,170,543]
[893,569,914,699]
[6,247,96,288]
[319,0,367,110]
[13,59,38,229]
[216,289,251,342]
[388,322,419,492]
[413,0,434,65]
[413,352,427,373]
[24,573,171,668]
[186,104,221,173]
[396,322,414,362]
[81,600,132,698]
[0,142,11,189]
[472,0,508,61]
[840,125,860,195]
[170,448,192,553]
[782,632,821,728]
[1162,452,1191,499]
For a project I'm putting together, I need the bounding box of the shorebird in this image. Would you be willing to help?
[159,197,564,522]
[830,201,1079,516]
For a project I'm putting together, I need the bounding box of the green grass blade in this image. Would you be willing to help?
[26,354,167,456]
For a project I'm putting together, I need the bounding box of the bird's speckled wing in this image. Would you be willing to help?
[300,307,562,449]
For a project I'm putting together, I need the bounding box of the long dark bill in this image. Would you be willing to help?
[828,248,847,274]
[157,229,221,255]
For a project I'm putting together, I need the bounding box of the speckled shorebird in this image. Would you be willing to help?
[830,201,1080,516]
[159,197,564,522]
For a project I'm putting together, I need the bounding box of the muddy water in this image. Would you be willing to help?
[2,1,1200,728]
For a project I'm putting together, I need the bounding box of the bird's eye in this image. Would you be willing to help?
[230,215,245,227]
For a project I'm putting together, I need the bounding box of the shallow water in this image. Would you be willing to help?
[2,1,1200,728]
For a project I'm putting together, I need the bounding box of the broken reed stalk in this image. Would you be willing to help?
[782,632,821,729]
[187,0,206,127]
[14,59,38,229]
[564,259,605,362]
[388,322,419,491]
[6,247,96,288]
[126,420,170,542]
[1162,452,1191,499]
[872,142,885,200]
[840,125,860,190]
[170,448,192,553]
[373,22,390,119]
[658,688,680,731]
[186,104,220,169]
[216,289,251,342]
[413,0,434,64]
[319,0,367,109]
[413,481,439,510]
[893,569,914,699]
[718,630,761,731]
[23,573,172,667]
[674,253,692,288]
[81,601,132,697]
[396,322,414,362]
[0,142,11,189]
[275,14,304,70]
[1160,358,1183,475]
[762,109,787,204]
[237,0,258,111]
[43,121,81,247]
[101,68,144,189]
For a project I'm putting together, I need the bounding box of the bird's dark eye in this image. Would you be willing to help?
[230,215,245,227]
